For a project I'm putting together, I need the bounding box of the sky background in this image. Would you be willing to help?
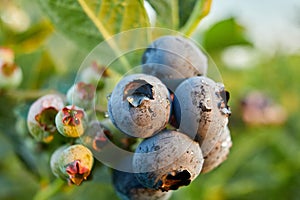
[201,0,300,54]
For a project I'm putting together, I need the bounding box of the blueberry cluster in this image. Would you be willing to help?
[108,36,232,199]
[26,35,232,200]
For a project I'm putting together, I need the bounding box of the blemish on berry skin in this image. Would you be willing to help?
[65,160,90,186]
[160,170,191,191]
[62,106,84,126]
[108,74,171,138]
[1,62,17,76]
[198,101,212,112]
[56,105,87,138]
[92,134,109,151]
[27,94,65,143]
[124,80,154,107]
[76,82,96,100]
[35,107,58,132]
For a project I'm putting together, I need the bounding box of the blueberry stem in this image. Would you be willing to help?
[4,89,57,101]
[33,179,65,200]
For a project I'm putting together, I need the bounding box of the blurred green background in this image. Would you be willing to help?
[0,0,300,200]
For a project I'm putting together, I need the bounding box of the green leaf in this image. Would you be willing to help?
[203,18,252,51]
[178,0,197,27]
[0,20,53,54]
[39,0,150,52]
[180,0,212,36]
[147,0,179,29]
[16,50,56,90]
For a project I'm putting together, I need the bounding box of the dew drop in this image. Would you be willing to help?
[221,142,227,148]
[106,93,111,100]
[221,108,231,116]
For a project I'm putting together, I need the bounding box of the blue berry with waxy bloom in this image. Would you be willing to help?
[133,130,204,191]
[201,126,232,174]
[142,36,207,91]
[173,76,231,156]
[55,105,88,138]
[27,94,65,143]
[108,74,171,138]
[50,144,94,185]
[112,169,172,200]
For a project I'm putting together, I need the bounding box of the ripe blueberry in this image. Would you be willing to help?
[112,169,172,200]
[173,76,231,156]
[133,130,204,191]
[142,36,207,90]
[108,74,171,138]
[201,126,232,173]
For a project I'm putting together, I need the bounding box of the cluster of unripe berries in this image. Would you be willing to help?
[26,35,232,200]
[27,65,106,185]
[27,90,97,185]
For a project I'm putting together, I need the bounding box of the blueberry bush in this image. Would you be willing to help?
[1,0,300,200]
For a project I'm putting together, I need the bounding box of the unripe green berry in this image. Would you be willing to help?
[55,105,88,138]
[80,120,112,152]
[0,47,14,63]
[27,94,65,143]
[50,145,68,179]
[66,82,96,109]
[0,47,22,89]
[79,61,109,87]
[0,63,22,89]
[50,144,94,185]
